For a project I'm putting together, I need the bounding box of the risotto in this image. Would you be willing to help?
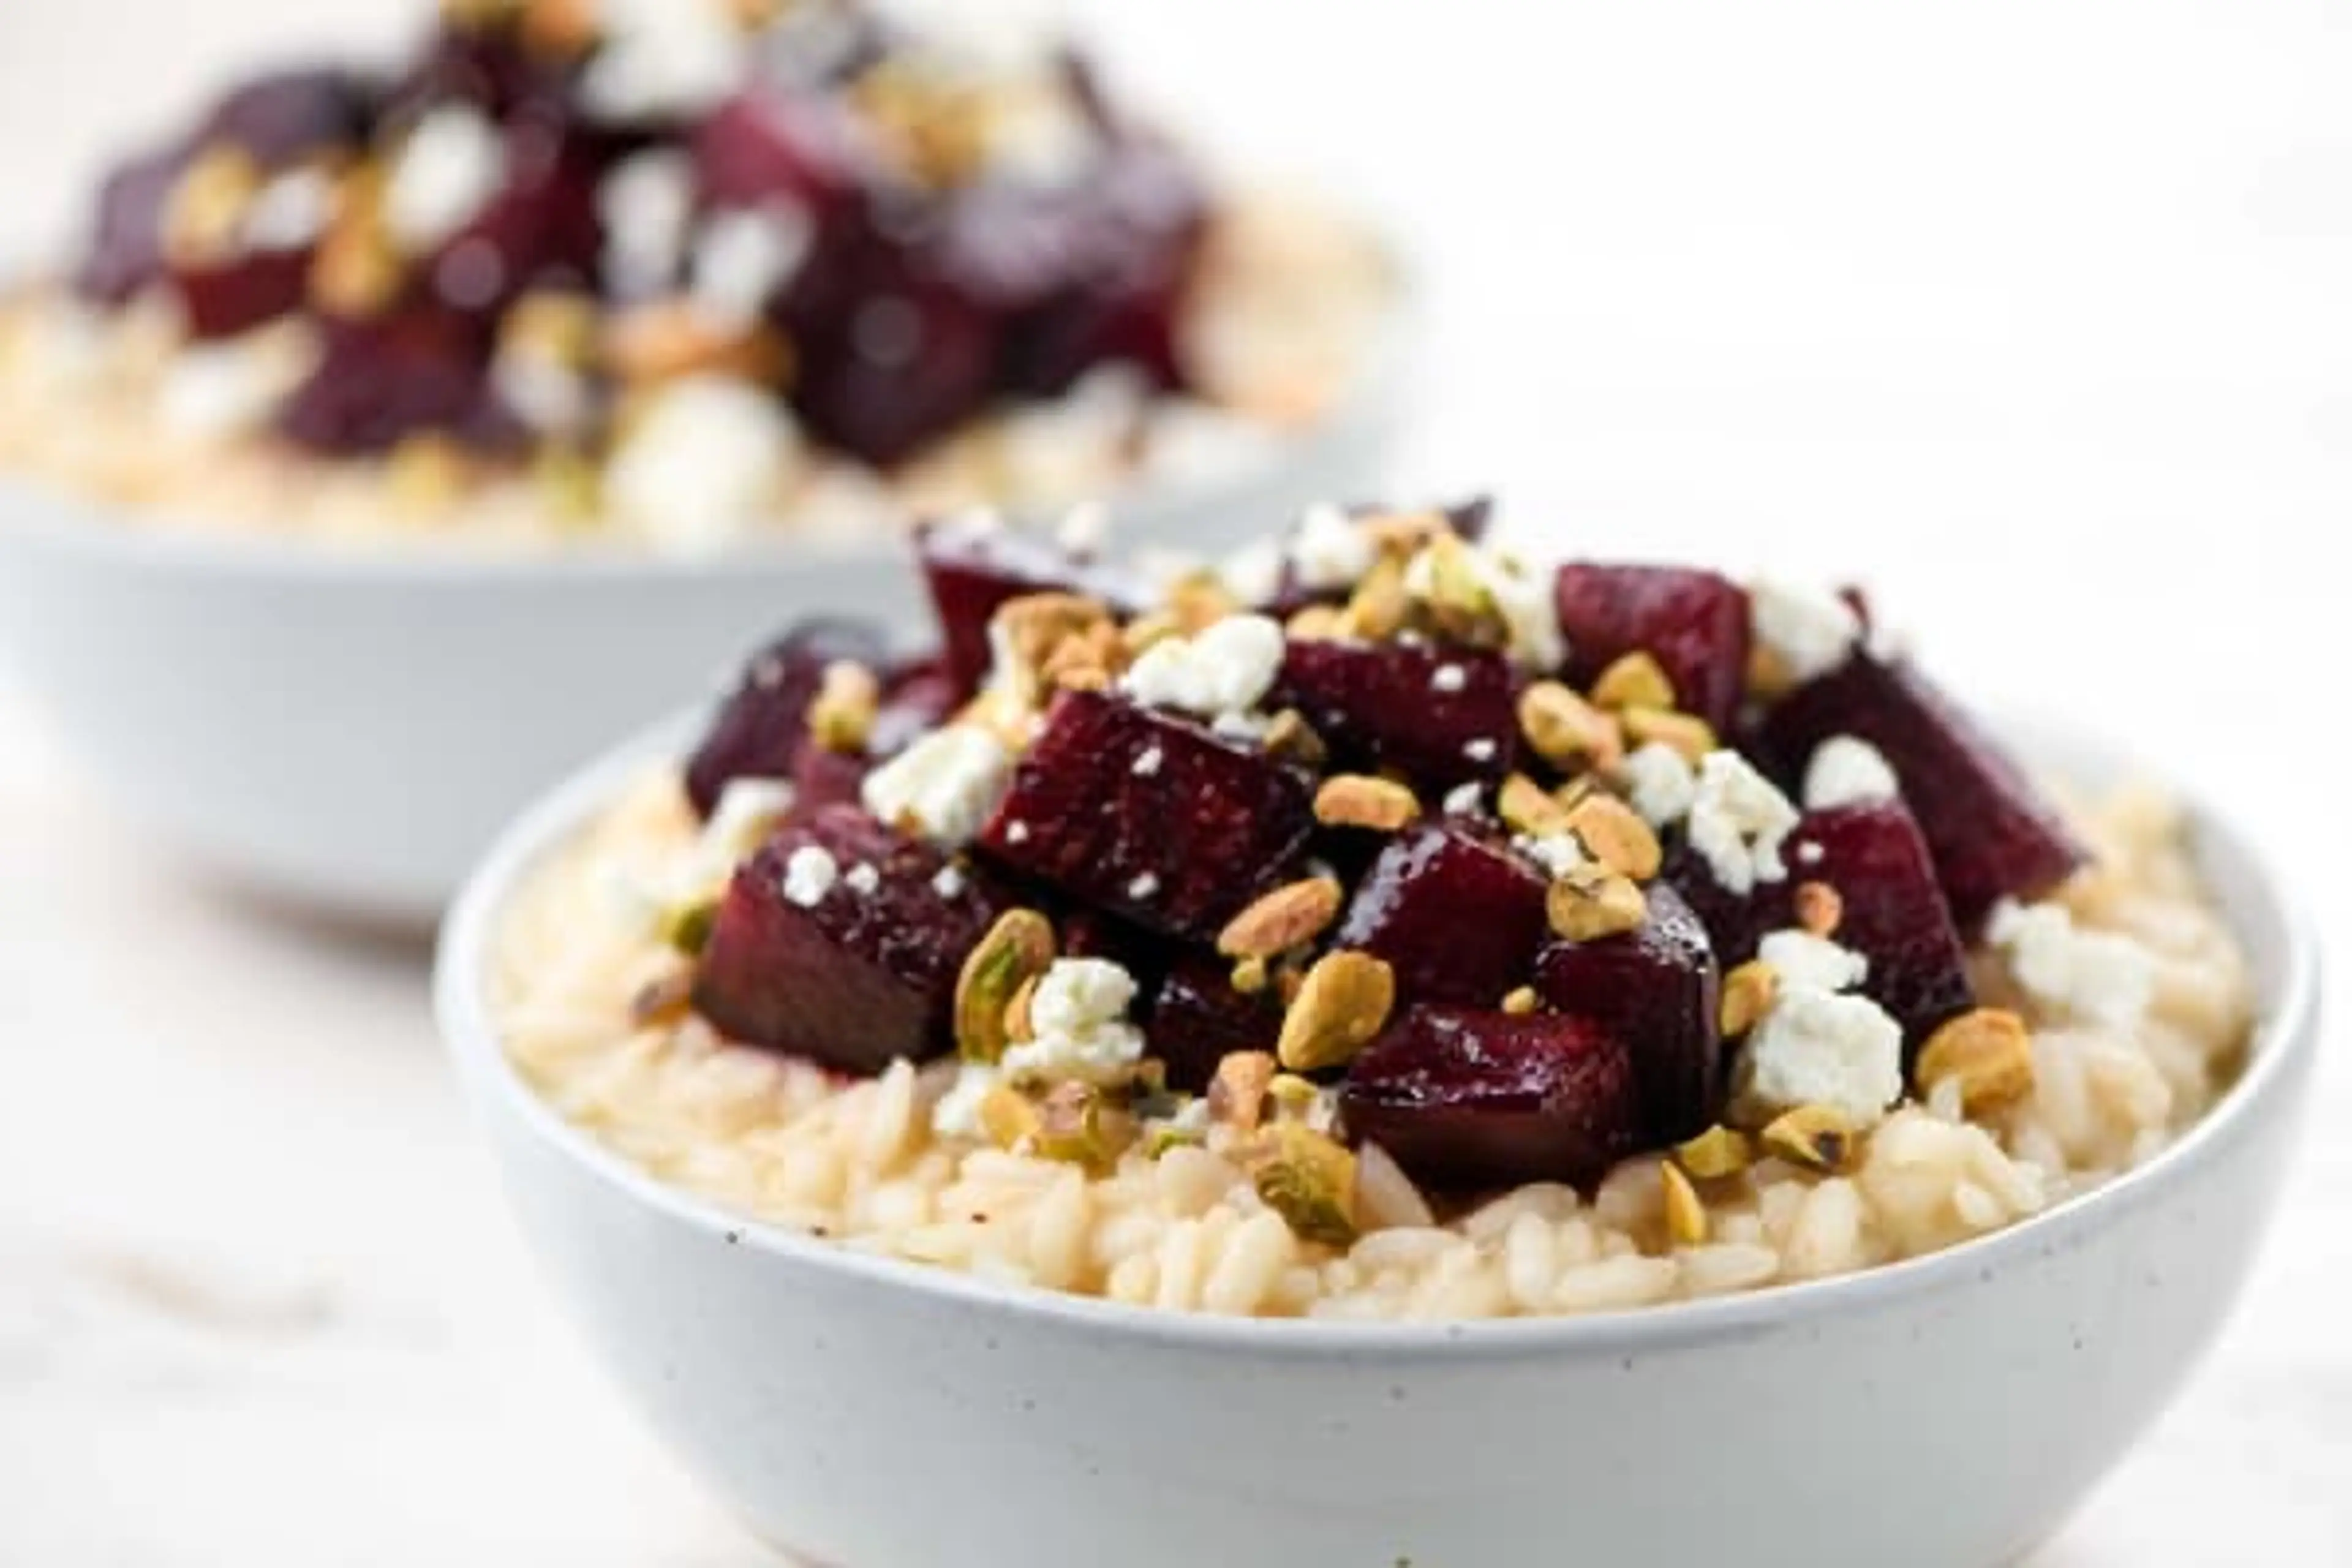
[486,502,2255,1321]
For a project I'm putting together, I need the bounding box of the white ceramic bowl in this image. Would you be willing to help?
[435,713,2320,1568]
[0,304,1409,925]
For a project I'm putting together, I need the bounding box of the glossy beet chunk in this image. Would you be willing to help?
[975,689,1314,940]
[201,66,379,164]
[1789,802,1975,1044]
[77,145,188,303]
[1533,881,1721,1143]
[793,267,1000,466]
[1333,820,1549,1009]
[274,307,519,455]
[1553,563,1751,732]
[1340,1008,1642,1191]
[684,619,891,817]
[172,246,314,339]
[1146,949,1283,1093]
[424,122,607,311]
[917,514,1140,697]
[693,806,1009,1071]
[1275,639,1516,792]
[1762,652,2083,927]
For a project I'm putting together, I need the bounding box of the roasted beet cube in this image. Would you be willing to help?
[693,806,1009,1071]
[1533,881,1721,1143]
[1275,639,1517,792]
[274,307,521,455]
[1553,563,1751,731]
[76,144,188,303]
[1761,652,2082,927]
[1658,836,1777,976]
[790,744,872,816]
[1788,802,1975,1044]
[172,246,312,339]
[793,269,1000,466]
[917,514,1141,698]
[201,66,379,165]
[684,619,891,817]
[1333,820,1549,1009]
[976,689,1314,939]
[869,656,963,758]
[1146,949,1283,1093]
[425,121,606,310]
[1341,1007,1642,1191]
[693,87,869,214]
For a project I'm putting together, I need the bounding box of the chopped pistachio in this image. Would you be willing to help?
[1313,774,1420,832]
[952,909,1056,1064]
[1341,552,1410,639]
[628,970,696,1027]
[1564,793,1663,881]
[659,897,718,958]
[519,0,601,55]
[1229,955,1270,995]
[1717,959,1778,1039]
[1498,773,1573,837]
[807,660,881,755]
[1144,1122,1208,1159]
[600,300,790,386]
[1033,1081,1131,1173]
[1500,985,1540,1016]
[1673,1124,1753,1180]
[1004,974,1041,1046]
[1618,707,1716,764]
[1166,572,1240,633]
[162,145,262,265]
[1746,641,1798,701]
[311,166,399,316]
[1589,650,1677,713]
[1284,604,1351,641]
[1545,865,1648,942]
[1411,532,1504,646]
[1208,1050,1278,1131]
[530,443,603,527]
[1661,1162,1710,1245]
[989,592,1114,709]
[1276,951,1396,1072]
[1914,1007,2036,1115]
[1250,1123,1360,1246]
[977,1083,1041,1152]
[1268,1073,1322,1115]
[1760,1104,1858,1172]
[1793,880,1844,938]
[1262,709,1329,767]
[1217,875,1344,960]
[1517,680,1623,771]
[385,434,466,515]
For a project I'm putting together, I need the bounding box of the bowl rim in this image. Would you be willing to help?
[0,235,1420,585]
[434,704,2322,1361]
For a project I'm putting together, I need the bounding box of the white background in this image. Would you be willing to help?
[2,1,2348,1562]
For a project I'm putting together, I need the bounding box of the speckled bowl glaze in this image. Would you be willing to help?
[435,712,2318,1568]
[0,293,1407,925]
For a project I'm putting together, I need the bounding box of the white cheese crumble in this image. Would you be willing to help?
[605,375,801,552]
[844,862,881,896]
[693,777,795,883]
[1803,735,1901,810]
[1463,737,1498,763]
[244,167,336,251]
[1986,900,2158,1029]
[782,844,839,908]
[932,864,968,900]
[1404,540,1566,670]
[1734,989,1905,1128]
[1118,613,1285,722]
[999,959,1147,1085]
[860,723,1013,848]
[1055,500,1109,555]
[691,203,812,327]
[1749,576,1862,684]
[1516,832,1586,880]
[1132,744,1164,777]
[1442,781,1485,815]
[383,107,505,252]
[155,341,303,442]
[492,351,592,437]
[930,1061,1000,1139]
[1431,662,1469,694]
[1758,929,1869,994]
[1619,741,1699,828]
[599,151,696,298]
[1289,501,1378,590]
[1005,820,1031,845]
[1687,750,1801,895]
[1128,872,1161,900]
[1214,536,1284,606]
[580,0,748,124]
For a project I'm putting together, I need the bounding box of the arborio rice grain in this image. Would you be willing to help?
[491,774,2255,1321]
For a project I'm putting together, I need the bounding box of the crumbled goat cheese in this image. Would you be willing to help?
[861,723,1013,847]
[1516,832,1586,880]
[782,844,839,908]
[1796,842,1825,865]
[1803,735,1901,810]
[1210,710,1273,744]
[987,88,1101,189]
[1758,929,1869,994]
[244,168,336,251]
[1735,988,1905,1127]
[600,151,696,298]
[1005,820,1031,845]
[692,203,812,327]
[931,1061,1001,1139]
[492,351,592,437]
[696,778,795,873]
[1055,500,1109,555]
[1750,576,1862,683]
[1620,741,1699,828]
[1214,535,1285,607]
[999,959,1147,1085]
[1404,539,1566,670]
[1120,614,1285,720]
[1442,781,1485,815]
[384,107,505,252]
[1131,745,1164,777]
[605,375,801,552]
[581,0,747,124]
[844,862,881,896]
[1988,900,2158,1029]
[1431,662,1469,694]
[932,864,968,900]
[156,341,301,442]
[1289,501,1378,590]
[1127,872,1161,900]
[1687,750,1801,894]
[1463,737,1499,763]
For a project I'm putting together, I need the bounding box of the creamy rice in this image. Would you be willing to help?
[491,772,2255,1321]
[0,195,1387,553]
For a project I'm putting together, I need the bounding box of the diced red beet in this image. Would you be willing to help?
[1332,820,1549,1009]
[692,87,870,214]
[172,246,314,339]
[76,144,189,304]
[975,689,1314,940]
[916,513,1141,698]
[1340,1007,1642,1191]
[274,306,521,455]
[1532,881,1722,1143]
[1787,802,1975,1044]
[1761,652,2082,928]
[1274,638,1517,792]
[869,656,962,758]
[684,619,891,817]
[1261,497,1493,617]
[693,806,1010,1071]
[200,66,380,165]
[791,265,1001,467]
[1553,563,1751,731]
[1145,949,1282,1093]
[424,121,606,311]
[790,743,872,816]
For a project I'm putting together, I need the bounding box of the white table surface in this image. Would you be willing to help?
[2,1,2348,1562]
